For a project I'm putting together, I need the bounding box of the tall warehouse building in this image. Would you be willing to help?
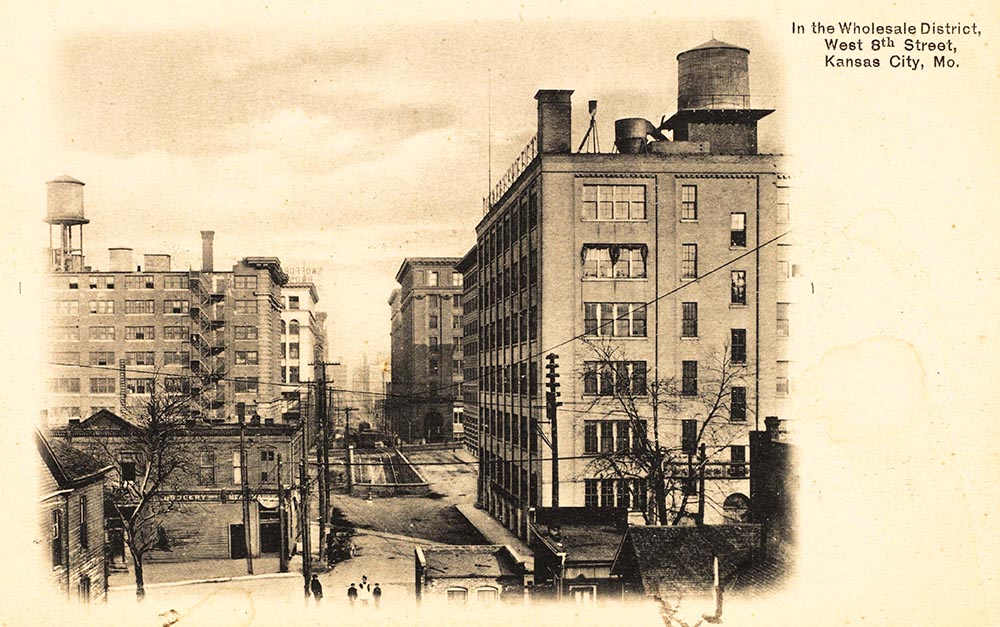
[387,258,465,443]
[474,40,797,538]
[43,177,292,426]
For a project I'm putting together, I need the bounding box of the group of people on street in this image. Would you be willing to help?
[309,573,382,608]
[347,575,382,607]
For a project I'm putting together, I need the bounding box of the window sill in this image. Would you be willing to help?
[680,277,697,282]
[584,335,649,341]
[581,218,649,223]
[680,336,699,341]
[729,246,748,251]
[729,304,748,309]
[582,277,648,282]
[679,219,699,224]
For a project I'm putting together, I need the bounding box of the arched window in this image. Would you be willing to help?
[289,320,300,336]
[476,586,498,605]
[280,320,286,335]
[723,493,750,524]
[446,587,468,605]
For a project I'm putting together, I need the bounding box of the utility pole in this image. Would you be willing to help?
[237,402,253,575]
[316,366,328,559]
[545,354,562,508]
[277,453,288,573]
[343,406,359,490]
[299,395,311,601]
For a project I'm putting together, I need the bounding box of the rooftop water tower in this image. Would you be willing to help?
[663,39,773,155]
[44,175,89,272]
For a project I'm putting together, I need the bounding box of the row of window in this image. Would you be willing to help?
[49,376,262,395]
[479,307,538,352]
[62,274,265,291]
[52,351,191,367]
[417,270,464,288]
[480,249,538,308]
[427,313,463,330]
[480,361,539,395]
[51,325,268,343]
[480,185,539,268]
[49,376,191,394]
[583,478,648,510]
[52,299,191,315]
[481,407,540,452]
[425,294,462,309]
[583,420,648,454]
[583,303,788,340]
[481,449,539,506]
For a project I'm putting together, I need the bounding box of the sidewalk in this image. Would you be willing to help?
[108,554,302,590]
[455,503,533,560]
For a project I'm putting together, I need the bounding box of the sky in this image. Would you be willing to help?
[40,14,783,370]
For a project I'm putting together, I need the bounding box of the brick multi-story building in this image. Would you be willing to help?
[386,258,465,443]
[455,247,480,458]
[473,40,796,538]
[43,177,291,425]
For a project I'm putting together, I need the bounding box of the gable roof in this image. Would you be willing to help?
[37,430,111,489]
[611,524,761,593]
[76,408,139,433]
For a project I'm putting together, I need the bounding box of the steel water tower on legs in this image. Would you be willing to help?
[44,175,89,272]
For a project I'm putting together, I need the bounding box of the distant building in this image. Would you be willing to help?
[44,179,292,425]
[474,39,796,538]
[279,282,327,420]
[53,409,302,561]
[387,258,464,443]
[455,247,479,459]
[37,430,111,602]
[414,545,530,606]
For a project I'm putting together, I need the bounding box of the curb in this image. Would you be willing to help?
[108,570,300,592]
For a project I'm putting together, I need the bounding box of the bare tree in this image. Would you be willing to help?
[580,339,752,525]
[85,373,198,600]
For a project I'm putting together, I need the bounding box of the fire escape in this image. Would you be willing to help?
[189,272,227,421]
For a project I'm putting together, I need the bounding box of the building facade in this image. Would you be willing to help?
[386,258,465,443]
[43,179,291,426]
[53,410,302,561]
[455,248,480,458]
[279,282,327,420]
[474,40,795,539]
[37,430,111,602]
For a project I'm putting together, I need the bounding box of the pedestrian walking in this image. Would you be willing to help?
[310,575,323,605]
[372,583,382,608]
[358,581,371,606]
[347,583,358,606]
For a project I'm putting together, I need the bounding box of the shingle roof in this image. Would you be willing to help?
[614,524,761,593]
[421,545,524,579]
[37,430,111,489]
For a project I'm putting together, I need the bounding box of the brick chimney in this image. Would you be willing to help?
[535,89,574,154]
[201,231,214,272]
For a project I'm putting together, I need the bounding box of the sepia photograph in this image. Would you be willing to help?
[1,2,998,626]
